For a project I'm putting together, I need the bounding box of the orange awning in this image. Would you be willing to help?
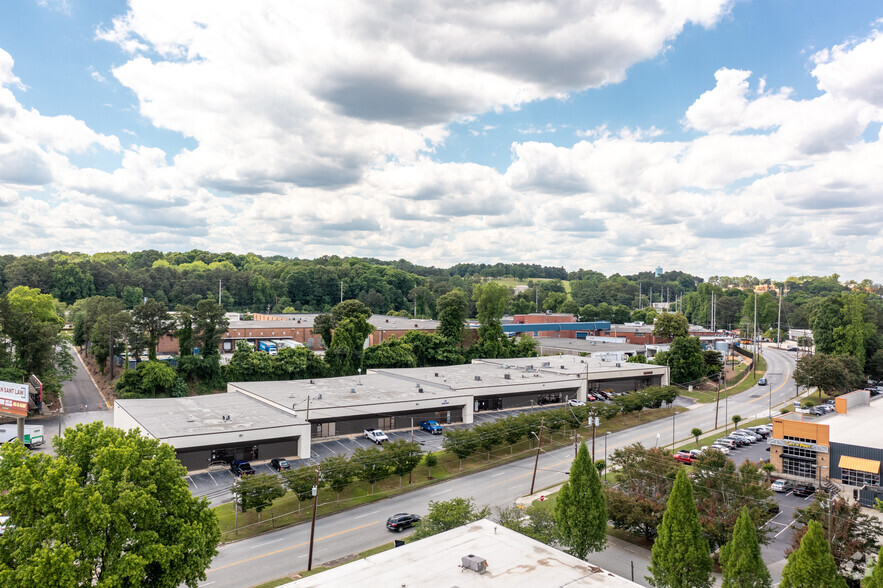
[839,456,880,474]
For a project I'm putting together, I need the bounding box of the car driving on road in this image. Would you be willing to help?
[386,513,420,532]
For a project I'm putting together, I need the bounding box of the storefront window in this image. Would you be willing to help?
[841,468,880,487]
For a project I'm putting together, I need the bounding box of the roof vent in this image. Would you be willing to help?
[461,554,488,574]
[385,319,389,323]
[474,375,482,381]
[350,388,356,393]
[434,372,439,377]
[317,393,322,400]
[309,379,315,384]
[541,361,550,367]
[561,365,565,369]
[504,373,511,379]
[418,387,424,393]
[186,414,195,422]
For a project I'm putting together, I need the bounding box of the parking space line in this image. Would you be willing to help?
[775,520,796,537]
[207,471,217,485]
[187,476,196,488]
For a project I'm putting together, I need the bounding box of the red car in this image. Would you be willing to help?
[673,451,696,464]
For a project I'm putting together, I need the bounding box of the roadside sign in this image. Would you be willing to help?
[0,381,28,418]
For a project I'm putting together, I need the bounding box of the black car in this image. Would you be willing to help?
[270,458,291,472]
[231,460,256,477]
[386,513,420,532]
[793,485,816,497]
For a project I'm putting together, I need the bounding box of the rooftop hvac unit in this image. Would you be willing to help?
[418,388,424,393]
[462,554,488,574]
[474,375,482,381]
[504,373,511,379]
[309,379,315,384]
[616,362,621,367]
[560,365,565,369]
[186,415,195,422]
[350,388,356,393]
[434,372,439,377]
[317,393,322,400]
[542,361,550,368]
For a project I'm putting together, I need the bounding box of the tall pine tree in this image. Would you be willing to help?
[648,468,712,588]
[554,441,607,559]
[779,520,846,588]
[720,506,771,588]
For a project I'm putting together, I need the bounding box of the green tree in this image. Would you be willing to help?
[791,495,883,583]
[326,315,375,375]
[383,440,422,483]
[794,353,865,398]
[604,444,678,540]
[833,292,876,368]
[719,506,771,588]
[132,299,175,361]
[0,422,219,587]
[352,446,390,493]
[780,520,846,588]
[442,428,480,460]
[436,289,468,344]
[648,468,713,588]
[423,452,438,479]
[866,544,883,588]
[175,304,195,356]
[732,414,742,428]
[0,286,73,399]
[471,281,511,358]
[192,299,229,354]
[233,474,286,513]
[691,428,703,447]
[555,442,607,559]
[663,336,707,383]
[410,497,491,541]
[653,312,689,339]
[282,467,319,502]
[361,336,417,369]
[498,500,559,545]
[115,360,187,399]
[321,454,357,500]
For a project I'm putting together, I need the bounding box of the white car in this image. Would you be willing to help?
[567,399,586,407]
[709,444,731,455]
[771,479,792,493]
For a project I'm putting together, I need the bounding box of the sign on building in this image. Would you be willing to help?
[0,380,29,418]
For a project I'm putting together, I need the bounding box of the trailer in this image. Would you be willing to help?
[257,340,278,355]
[0,424,44,448]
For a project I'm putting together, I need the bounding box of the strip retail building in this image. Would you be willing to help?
[114,355,668,471]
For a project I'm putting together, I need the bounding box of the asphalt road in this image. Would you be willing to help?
[198,347,800,588]
[60,345,107,413]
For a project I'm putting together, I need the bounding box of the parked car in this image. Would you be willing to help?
[567,399,586,407]
[420,420,443,434]
[689,449,703,458]
[386,513,421,532]
[714,438,737,449]
[364,428,389,443]
[722,436,747,447]
[792,484,816,497]
[809,407,825,416]
[709,444,731,455]
[231,460,256,477]
[585,394,597,402]
[731,431,757,443]
[0,516,10,535]
[758,377,768,386]
[770,479,792,493]
[674,450,696,464]
[270,458,291,472]
[735,429,762,441]
[824,399,835,406]
[747,426,771,438]
[786,346,798,352]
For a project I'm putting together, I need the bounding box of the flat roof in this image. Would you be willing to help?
[285,519,638,587]
[820,401,883,449]
[231,372,464,411]
[114,392,308,439]
[478,354,665,377]
[534,338,645,354]
[237,314,441,331]
[374,361,588,391]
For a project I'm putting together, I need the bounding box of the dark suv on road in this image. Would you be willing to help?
[386,513,420,532]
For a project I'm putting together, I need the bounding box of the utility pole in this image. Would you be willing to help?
[714,381,721,429]
[591,411,597,459]
[529,418,545,495]
[109,325,114,380]
[411,417,414,443]
[753,292,758,377]
[340,281,343,303]
[639,282,642,309]
[307,467,320,571]
[777,287,782,349]
[306,396,310,421]
[218,279,222,305]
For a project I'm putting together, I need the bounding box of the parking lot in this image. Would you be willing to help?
[185,404,566,505]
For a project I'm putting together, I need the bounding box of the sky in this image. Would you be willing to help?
[1,1,883,281]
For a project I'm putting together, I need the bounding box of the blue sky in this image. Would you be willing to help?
[1,1,883,281]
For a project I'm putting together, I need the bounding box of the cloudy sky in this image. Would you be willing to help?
[2,1,883,280]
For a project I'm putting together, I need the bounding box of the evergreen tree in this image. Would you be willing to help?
[648,468,712,588]
[554,441,607,559]
[720,506,771,588]
[866,544,883,588]
[779,520,846,588]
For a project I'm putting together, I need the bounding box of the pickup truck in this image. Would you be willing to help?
[231,460,256,477]
[420,420,443,434]
[673,450,696,464]
[364,428,389,444]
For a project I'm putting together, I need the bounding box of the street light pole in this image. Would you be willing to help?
[529,418,545,495]
[604,432,609,481]
[307,467,320,571]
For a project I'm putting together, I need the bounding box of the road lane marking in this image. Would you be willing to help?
[491,472,507,477]
[207,521,378,573]
[746,362,791,405]
[353,510,379,519]
[431,488,453,496]
[250,537,286,549]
